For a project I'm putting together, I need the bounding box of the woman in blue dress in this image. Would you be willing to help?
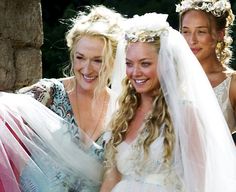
[0,5,125,192]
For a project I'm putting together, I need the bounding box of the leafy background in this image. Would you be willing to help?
[41,0,236,78]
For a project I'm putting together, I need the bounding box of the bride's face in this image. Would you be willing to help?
[125,42,160,97]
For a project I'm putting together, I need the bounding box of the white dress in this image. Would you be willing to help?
[111,126,185,192]
[213,75,236,133]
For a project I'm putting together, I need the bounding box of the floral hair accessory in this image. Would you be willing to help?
[124,13,169,43]
[176,0,231,17]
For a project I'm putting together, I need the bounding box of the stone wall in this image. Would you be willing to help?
[0,0,43,91]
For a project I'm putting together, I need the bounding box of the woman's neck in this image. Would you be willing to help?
[200,56,223,74]
[76,86,94,99]
[139,94,154,112]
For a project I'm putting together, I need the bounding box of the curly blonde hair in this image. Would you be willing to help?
[64,5,124,95]
[179,0,235,65]
[105,73,175,168]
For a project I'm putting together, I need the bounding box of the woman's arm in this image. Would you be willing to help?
[100,167,121,192]
[229,73,236,109]
[229,73,236,144]
[17,78,55,107]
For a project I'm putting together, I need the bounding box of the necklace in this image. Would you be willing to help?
[75,89,108,139]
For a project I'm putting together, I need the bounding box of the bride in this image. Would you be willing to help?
[100,13,236,192]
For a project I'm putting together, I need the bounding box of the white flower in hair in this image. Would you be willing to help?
[176,0,231,17]
[124,13,169,43]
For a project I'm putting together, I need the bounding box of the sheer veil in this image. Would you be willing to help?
[0,92,103,191]
[158,19,236,191]
[111,37,126,96]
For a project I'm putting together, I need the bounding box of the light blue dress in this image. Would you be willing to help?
[18,78,115,192]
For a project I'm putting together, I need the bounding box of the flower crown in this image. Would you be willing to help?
[176,0,231,17]
[124,13,169,43]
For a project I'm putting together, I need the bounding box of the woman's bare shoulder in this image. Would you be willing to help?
[229,72,236,109]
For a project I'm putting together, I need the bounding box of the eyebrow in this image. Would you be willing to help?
[75,52,83,55]
[75,52,102,59]
[126,58,151,62]
[182,26,208,29]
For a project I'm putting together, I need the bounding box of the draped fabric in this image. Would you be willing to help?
[0,92,104,192]
[158,27,236,191]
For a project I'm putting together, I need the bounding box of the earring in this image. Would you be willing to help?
[216,41,224,51]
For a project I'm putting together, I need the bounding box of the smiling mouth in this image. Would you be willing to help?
[134,79,147,84]
[83,74,97,81]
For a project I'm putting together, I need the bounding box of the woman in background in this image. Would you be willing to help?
[177,0,236,143]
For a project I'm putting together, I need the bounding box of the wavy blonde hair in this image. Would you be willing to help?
[105,58,175,169]
[64,5,124,95]
[179,0,235,65]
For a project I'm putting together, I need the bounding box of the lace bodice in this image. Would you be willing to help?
[213,76,236,133]
[112,127,184,192]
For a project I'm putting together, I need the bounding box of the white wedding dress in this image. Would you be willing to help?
[112,126,184,192]
[108,16,236,192]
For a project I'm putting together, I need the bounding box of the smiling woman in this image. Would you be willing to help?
[100,13,236,192]
[18,5,124,141]
[126,42,159,97]
[73,36,104,94]
[0,5,125,192]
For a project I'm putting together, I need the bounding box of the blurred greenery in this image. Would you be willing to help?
[41,0,236,78]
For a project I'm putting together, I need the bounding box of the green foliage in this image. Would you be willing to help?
[41,3,78,78]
